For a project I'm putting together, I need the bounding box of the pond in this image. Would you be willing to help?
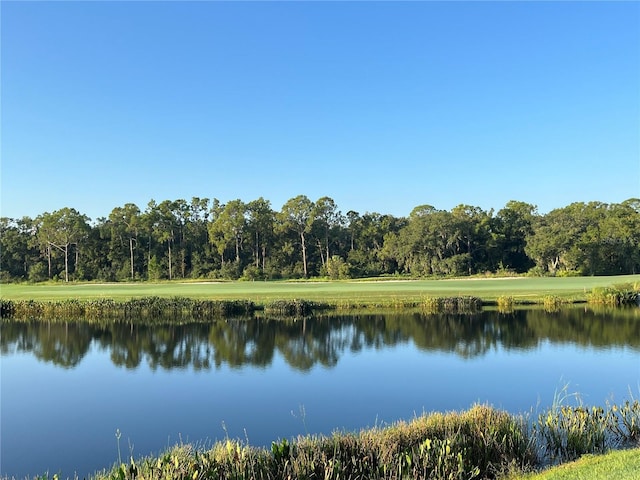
[1,306,639,478]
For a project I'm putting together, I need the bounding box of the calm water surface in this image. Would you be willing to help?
[2,307,639,478]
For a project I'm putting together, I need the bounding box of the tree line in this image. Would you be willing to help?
[1,196,639,282]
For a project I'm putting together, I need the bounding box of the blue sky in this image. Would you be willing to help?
[2,1,639,221]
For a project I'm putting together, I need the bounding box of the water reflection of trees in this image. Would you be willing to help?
[2,307,638,370]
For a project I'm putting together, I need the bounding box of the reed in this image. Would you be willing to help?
[587,283,640,307]
[420,296,483,314]
[537,405,608,463]
[534,387,640,465]
[497,295,515,313]
[608,398,640,446]
[542,295,564,312]
[0,297,255,322]
[263,299,328,317]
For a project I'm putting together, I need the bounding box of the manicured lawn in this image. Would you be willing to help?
[512,447,640,480]
[1,274,638,304]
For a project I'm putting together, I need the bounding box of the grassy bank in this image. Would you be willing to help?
[0,295,486,320]
[510,447,640,480]
[2,275,638,320]
[1,275,639,306]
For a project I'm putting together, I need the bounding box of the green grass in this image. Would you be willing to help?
[1,275,639,306]
[512,447,640,480]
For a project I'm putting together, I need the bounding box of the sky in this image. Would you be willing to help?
[1,1,639,222]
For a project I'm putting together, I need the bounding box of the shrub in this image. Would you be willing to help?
[420,297,482,314]
[543,295,564,312]
[263,299,327,317]
[241,265,263,281]
[324,256,351,280]
[587,283,640,306]
[497,296,515,313]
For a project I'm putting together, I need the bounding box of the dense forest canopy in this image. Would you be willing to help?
[1,196,639,282]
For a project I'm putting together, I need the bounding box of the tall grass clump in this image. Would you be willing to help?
[420,296,482,314]
[263,299,328,317]
[497,296,515,313]
[1,297,255,322]
[534,387,640,466]
[542,295,564,312]
[587,283,640,306]
[608,397,640,446]
[537,404,608,463]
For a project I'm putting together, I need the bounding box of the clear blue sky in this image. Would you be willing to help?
[2,1,639,221]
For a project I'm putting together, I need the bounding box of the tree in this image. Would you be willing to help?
[224,200,247,263]
[494,201,538,273]
[0,216,38,281]
[311,196,343,269]
[78,216,113,281]
[386,206,460,276]
[185,197,214,277]
[525,202,603,275]
[108,203,141,280]
[603,199,640,274]
[143,200,180,280]
[350,212,405,276]
[35,208,90,281]
[451,204,494,274]
[155,200,181,280]
[141,200,159,279]
[247,197,275,272]
[277,195,315,278]
[8,196,640,282]
[346,210,360,252]
[171,198,191,278]
[208,199,247,276]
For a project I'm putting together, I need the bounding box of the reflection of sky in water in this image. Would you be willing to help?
[2,316,639,479]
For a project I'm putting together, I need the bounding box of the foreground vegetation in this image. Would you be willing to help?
[72,397,640,480]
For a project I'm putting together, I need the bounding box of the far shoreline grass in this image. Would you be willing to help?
[1,274,639,307]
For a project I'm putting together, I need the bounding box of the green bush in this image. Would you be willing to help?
[241,265,263,281]
[421,296,483,314]
[587,283,640,306]
[497,295,515,313]
[543,296,564,312]
[324,256,351,280]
